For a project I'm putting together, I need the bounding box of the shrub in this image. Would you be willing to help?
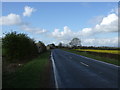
[2,31,38,61]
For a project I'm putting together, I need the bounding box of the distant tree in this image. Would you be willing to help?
[47,43,55,49]
[51,43,55,47]
[58,42,63,48]
[36,41,46,53]
[69,38,81,47]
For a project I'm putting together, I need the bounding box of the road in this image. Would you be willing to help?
[0,56,2,89]
[51,49,119,88]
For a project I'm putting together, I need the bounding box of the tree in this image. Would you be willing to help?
[36,41,46,53]
[58,42,63,48]
[2,31,38,61]
[69,38,81,47]
[47,43,55,49]
[51,43,55,47]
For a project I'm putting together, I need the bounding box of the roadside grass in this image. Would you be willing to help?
[3,51,51,88]
[0,43,1,55]
[62,48,119,66]
[75,49,120,55]
[0,48,1,55]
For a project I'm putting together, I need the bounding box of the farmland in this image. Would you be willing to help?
[62,48,119,66]
[75,49,120,55]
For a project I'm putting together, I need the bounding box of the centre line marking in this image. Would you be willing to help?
[80,62,89,67]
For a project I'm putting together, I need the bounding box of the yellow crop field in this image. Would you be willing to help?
[75,49,120,55]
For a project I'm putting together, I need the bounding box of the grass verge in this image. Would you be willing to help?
[62,48,119,66]
[3,51,51,88]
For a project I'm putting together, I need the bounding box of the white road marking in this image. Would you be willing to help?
[80,62,89,67]
[51,53,59,89]
[63,50,119,68]
[79,55,119,67]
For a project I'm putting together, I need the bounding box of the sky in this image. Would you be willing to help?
[0,2,119,47]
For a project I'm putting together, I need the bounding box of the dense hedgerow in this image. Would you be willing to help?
[2,31,38,61]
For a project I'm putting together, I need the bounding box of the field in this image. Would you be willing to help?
[75,49,120,55]
[62,48,119,66]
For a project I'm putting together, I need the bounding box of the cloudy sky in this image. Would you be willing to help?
[0,2,119,47]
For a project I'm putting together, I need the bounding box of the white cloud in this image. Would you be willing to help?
[0,13,47,34]
[0,6,47,35]
[79,13,118,36]
[21,25,47,34]
[51,12,118,46]
[82,37,118,47]
[100,13,117,25]
[79,28,93,37]
[52,13,118,41]
[23,6,36,17]
[52,26,75,40]
[94,13,118,33]
[0,13,22,25]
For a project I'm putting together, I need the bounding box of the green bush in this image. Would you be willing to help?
[2,31,38,61]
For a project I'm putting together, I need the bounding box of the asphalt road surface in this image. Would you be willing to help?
[0,56,2,89]
[51,49,119,88]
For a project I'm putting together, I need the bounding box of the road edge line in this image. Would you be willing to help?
[51,52,59,89]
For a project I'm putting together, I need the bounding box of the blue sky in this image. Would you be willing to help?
[1,2,118,47]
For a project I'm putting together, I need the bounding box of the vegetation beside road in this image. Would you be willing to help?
[3,51,51,88]
[2,31,52,88]
[2,32,38,61]
[62,48,119,66]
